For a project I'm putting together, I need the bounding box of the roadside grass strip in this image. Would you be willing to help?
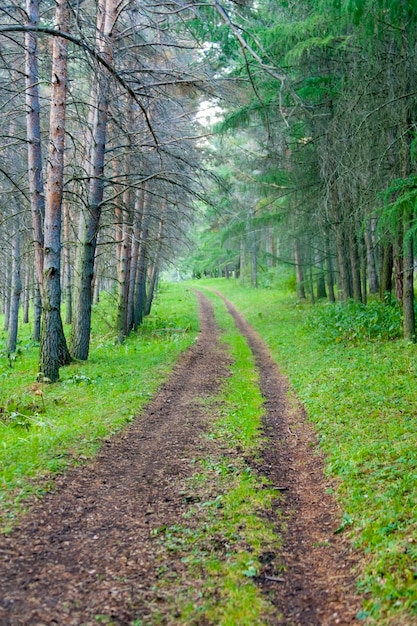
[149,291,281,625]
[200,278,417,625]
[0,284,198,532]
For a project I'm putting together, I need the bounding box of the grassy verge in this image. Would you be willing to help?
[194,278,417,625]
[148,291,281,625]
[0,283,198,532]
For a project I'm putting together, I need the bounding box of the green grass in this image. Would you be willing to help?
[148,291,281,625]
[0,283,198,532]
[193,277,417,625]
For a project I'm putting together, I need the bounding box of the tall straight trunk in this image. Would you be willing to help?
[309,256,315,304]
[3,257,11,331]
[349,227,362,303]
[126,190,144,334]
[324,229,335,303]
[116,211,132,343]
[40,0,71,381]
[239,236,246,284]
[250,215,258,288]
[403,212,415,341]
[33,284,41,342]
[315,251,327,299]
[7,217,22,354]
[392,218,404,303]
[92,237,101,305]
[365,218,379,295]
[116,165,134,340]
[144,209,165,317]
[294,241,305,299]
[359,235,367,305]
[134,210,150,330]
[335,226,352,300]
[70,0,117,360]
[63,201,72,324]
[145,267,159,317]
[23,257,31,324]
[25,0,45,293]
[379,241,393,298]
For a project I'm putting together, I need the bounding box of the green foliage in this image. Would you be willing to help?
[307,298,403,343]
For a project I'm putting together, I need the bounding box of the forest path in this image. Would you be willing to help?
[0,292,360,625]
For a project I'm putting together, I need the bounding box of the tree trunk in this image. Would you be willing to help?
[324,230,335,302]
[365,218,379,294]
[23,259,30,324]
[126,193,143,334]
[379,241,393,298]
[33,284,41,342]
[25,0,45,293]
[7,217,22,354]
[70,0,117,360]
[145,267,159,317]
[239,236,246,284]
[294,241,305,299]
[391,218,404,303]
[116,208,131,343]
[134,210,150,330]
[335,226,352,300]
[316,252,327,299]
[63,201,72,324]
[3,257,11,331]
[403,212,415,341]
[144,209,165,317]
[39,0,72,381]
[349,227,362,303]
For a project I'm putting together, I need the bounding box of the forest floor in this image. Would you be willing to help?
[0,293,361,625]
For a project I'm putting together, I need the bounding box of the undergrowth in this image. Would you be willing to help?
[0,283,198,532]
[148,292,281,625]
[306,296,402,343]
[199,277,417,626]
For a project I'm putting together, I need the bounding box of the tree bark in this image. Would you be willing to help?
[63,201,72,324]
[7,217,22,354]
[70,0,117,360]
[134,207,150,330]
[324,229,335,303]
[365,218,379,295]
[294,240,305,299]
[403,212,415,341]
[335,226,352,300]
[379,241,393,298]
[25,0,45,293]
[39,0,72,381]
[349,227,362,303]
[126,190,144,333]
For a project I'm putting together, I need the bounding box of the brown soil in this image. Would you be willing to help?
[0,292,361,625]
[219,294,361,625]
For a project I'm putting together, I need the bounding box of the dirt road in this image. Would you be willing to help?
[0,292,360,625]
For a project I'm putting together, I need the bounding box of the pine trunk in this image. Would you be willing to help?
[70,0,117,360]
[39,0,72,382]
[403,212,415,341]
[7,219,22,354]
[25,0,45,293]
